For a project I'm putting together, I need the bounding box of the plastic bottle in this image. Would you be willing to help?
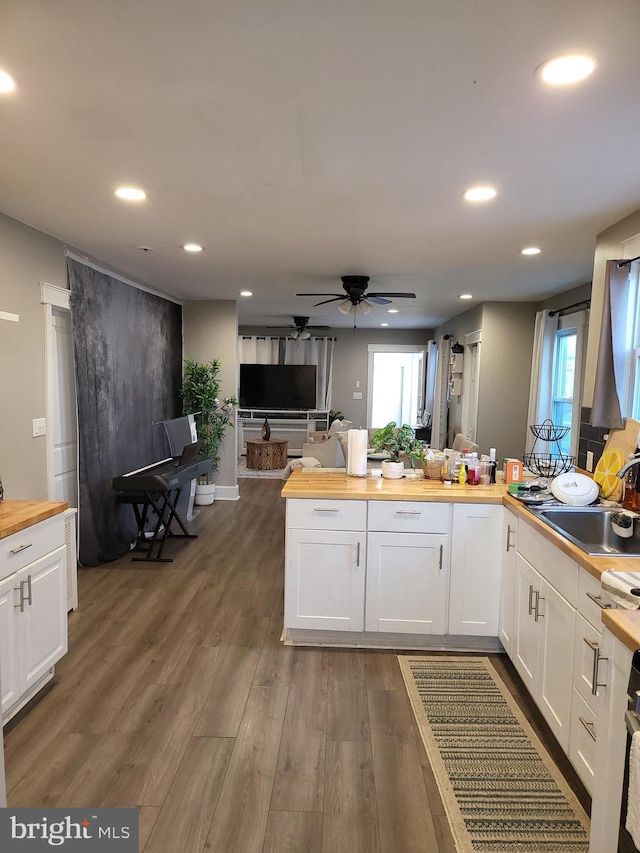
[458,459,468,485]
[489,448,497,484]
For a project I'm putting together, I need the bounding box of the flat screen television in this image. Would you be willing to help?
[239,364,317,410]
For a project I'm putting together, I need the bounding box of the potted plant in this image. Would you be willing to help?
[369,422,422,479]
[181,358,238,504]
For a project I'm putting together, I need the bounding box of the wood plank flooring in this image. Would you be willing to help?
[2,479,605,852]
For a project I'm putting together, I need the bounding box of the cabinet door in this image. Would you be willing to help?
[0,572,21,717]
[537,577,575,752]
[284,530,365,631]
[499,512,517,654]
[449,504,502,636]
[365,532,448,634]
[20,545,68,693]
[512,553,540,694]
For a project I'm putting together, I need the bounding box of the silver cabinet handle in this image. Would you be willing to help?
[586,591,612,610]
[584,637,608,694]
[439,544,443,572]
[579,716,597,742]
[506,524,515,552]
[25,574,32,606]
[13,580,25,612]
[528,584,535,616]
[356,541,361,567]
[395,510,422,515]
[313,507,339,513]
[534,592,544,622]
[10,542,32,556]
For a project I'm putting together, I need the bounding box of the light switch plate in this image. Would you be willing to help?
[586,450,594,472]
[352,391,363,399]
[32,417,46,437]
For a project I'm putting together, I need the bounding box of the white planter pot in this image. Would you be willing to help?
[195,483,216,505]
[381,459,404,479]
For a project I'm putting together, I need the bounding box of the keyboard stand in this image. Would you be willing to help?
[117,486,198,562]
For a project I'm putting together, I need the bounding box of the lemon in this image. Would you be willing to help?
[594,448,624,498]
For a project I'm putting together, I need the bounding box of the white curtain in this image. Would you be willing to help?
[525,310,558,452]
[238,335,335,410]
[431,336,451,449]
[238,336,280,364]
[284,337,335,410]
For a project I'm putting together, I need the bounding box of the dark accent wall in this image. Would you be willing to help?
[68,258,182,565]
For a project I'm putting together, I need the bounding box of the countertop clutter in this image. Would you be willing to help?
[0,499,68,539]
[282,469,640,651]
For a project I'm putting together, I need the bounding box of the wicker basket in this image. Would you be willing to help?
[422,460,444,480]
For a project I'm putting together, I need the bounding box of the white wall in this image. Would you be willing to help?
[183,300,239,499]
[0,212,68,500]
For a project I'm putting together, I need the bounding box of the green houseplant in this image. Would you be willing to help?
[370,421,422,478]
[181,359,237,501]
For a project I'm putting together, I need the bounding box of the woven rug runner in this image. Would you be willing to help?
[398,656,590,852]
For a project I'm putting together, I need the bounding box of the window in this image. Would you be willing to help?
[551,329,577,455]
[367,345,425,428]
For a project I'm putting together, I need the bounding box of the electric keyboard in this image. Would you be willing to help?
[112,456,212,493]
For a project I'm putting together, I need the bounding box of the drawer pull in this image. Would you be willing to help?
[586,591,612,610]
[313,507,339,513]
[356,542,361,567]
[25,574,33,606]
[584,637,608,694]
[10,542,33,556]
[534,591,544,622]
[579,716,597,742]
[395,510,422,515]
[528,584,535,616]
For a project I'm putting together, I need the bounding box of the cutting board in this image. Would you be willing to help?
[595,418,640,501]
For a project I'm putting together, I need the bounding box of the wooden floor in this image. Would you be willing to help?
[3,479,607,852]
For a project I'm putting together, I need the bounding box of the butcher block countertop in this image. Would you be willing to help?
[0,500,68,540]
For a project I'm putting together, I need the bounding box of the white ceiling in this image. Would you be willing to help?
[2,0,640,329]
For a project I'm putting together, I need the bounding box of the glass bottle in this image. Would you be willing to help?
[623,466,636,510]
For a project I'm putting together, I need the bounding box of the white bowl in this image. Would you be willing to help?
[550,472,600,506]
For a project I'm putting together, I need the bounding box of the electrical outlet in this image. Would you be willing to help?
[32,417,46,437]
[586,450,594,472]
[353,391,363,399]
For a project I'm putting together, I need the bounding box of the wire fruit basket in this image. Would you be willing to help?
[523,420,574,477]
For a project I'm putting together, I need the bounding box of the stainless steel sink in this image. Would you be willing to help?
[530,505,640,557]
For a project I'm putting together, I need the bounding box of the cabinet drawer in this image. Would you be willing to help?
[569,689,597,795]
[578,568,609,629]
[517,521,578,606]
[572,612,604,717]
[0,514,65,580]
[286,498,366,531]
[367,501,450,533]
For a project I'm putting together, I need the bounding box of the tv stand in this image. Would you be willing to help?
[238,410,330,457]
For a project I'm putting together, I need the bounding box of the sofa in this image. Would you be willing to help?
[301,419,353,467]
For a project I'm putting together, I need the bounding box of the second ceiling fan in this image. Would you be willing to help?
[296,275,416,325]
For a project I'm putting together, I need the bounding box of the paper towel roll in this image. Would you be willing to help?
[347,429,368,477]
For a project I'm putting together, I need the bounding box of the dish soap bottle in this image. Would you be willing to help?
[458,459,467,485]
[623,459,637,510]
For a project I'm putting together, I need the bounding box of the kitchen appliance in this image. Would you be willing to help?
[550,471,600,506]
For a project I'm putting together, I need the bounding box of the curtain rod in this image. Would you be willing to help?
[549,299,590,318]
[618,255,640,268]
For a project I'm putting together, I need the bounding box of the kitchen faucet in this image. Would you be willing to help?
[615,452,640,478]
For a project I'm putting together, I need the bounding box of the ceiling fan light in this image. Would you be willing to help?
[337,300,352,315]
[359,300,372,316]
[299,330,311,340]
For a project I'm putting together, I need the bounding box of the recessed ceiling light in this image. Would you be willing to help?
[521,246,541,256]
[387,309,399,314]
[183,243,203,253]
[380,323,389,327]
[463,186,497,202]
[537,54,596,85]
[0,69,19,93]
[115,186,147,202]
[240,290,253,297]
[459,294,473,300]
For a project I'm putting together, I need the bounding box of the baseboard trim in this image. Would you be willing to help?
[215,484,240,501]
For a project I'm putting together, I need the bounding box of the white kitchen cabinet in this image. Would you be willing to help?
[498,509,517,654]
[366,531,448,633]
[284,529,366,631]
[0,513,67,723]
[512,541,576,752]
[449,504,502,636]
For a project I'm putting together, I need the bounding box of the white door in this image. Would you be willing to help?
[365,531,448,634]
[513,553,540,692]
[284,529,366,631]
[537,578,575,752]
[49,306,78,507]
[499,512,517,655]
[0,572,20,717]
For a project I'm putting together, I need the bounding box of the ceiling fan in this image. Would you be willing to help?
[296,276,416,325]
[266,315,330,340]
